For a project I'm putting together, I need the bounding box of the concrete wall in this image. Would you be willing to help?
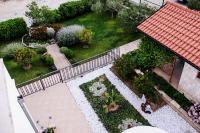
[0,59,35,133]
[178,63,200,103]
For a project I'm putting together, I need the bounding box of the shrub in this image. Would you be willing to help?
[117,4,154,33]
[29,26,48,40]
[48,23,63,32]
[56,25,85,46]
[136,37,173,71]
[60,47,74,59]
[0,18,27,41]
[134,73,158,103]
[47,27,55,38]
[114,51,137,80]
[58,1,91,20]
[14,48,36,69]
[188,0,200,11]
[26,1,61,26]
[35,47,47,54]
[79,29,93,45]
[41,54,54,66]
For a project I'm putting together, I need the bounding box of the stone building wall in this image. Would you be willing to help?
[178,63,200,103]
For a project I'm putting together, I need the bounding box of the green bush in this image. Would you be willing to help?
[26,1,61,26]
[56,25,85,46]
[79,29,93,45]
[0,18,27,41]
[134,73,158,103]
[58,1,91,20]
[114,51,137,80]
[35,47,47,54]
[149,73,193,111]
[41,54,54,66]
[60,47,74,59]
[188,0,200,11]
[14,48,36,69]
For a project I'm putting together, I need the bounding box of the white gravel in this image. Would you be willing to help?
[67,65,197,133]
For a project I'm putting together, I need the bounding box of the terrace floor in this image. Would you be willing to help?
[24,83,92,133]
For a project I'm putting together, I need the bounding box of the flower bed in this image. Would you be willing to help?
[79,75,149,133]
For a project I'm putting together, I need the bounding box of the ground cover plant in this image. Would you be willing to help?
[0,41,53,84]
[80,75,149,133]
[63,12,140,62]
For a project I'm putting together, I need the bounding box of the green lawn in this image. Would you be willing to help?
[64,13,140,62]
[0,41,52,84]
[4,55,52,84]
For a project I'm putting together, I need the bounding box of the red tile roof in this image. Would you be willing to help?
[137,2,200,69]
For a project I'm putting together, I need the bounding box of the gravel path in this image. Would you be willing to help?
[67,64,197,133]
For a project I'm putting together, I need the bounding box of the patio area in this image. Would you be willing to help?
[23,83,92,133]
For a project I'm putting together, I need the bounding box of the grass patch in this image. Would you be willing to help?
[63,13,140,62]
[80,75,149,133]
[4,55,52,84]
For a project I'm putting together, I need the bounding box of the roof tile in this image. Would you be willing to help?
[137,2,200,69]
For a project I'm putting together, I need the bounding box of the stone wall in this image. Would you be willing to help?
[178,63,200,103]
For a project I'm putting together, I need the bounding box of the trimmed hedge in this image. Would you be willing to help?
[0,18,27,41]
[58,1,91,20]
[149,73,193,111]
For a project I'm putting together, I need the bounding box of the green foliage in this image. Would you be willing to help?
[103,90,122,113]
[106,0,124,17]
[149,73,193,111]
[136,37,173,71]
[114,51,137,80]
[117,4,154,33]
[188,0,200,11]
[35,47,47,54]
[91,0,104,14]
[41,54,54,66]
[56,25,85,47]
[60,47,74,59]
[26,1,60,26]
[0,18,27,41]
[58,1,91,20]
[134,73,158,103]
[80,75,149,133]
[14,48,36,69]
[79,29,93,45]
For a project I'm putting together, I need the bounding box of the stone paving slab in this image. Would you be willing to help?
[46,44,71,69]
[24,83,92,133]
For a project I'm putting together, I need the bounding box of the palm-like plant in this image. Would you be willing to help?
[103,90,122,113]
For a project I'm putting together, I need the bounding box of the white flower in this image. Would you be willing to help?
[89,82,107,97]
[118,118,142,132]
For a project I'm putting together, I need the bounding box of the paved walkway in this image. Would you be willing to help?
[46,44,71,69]
[24,83,92,133]
[119,39,140,56]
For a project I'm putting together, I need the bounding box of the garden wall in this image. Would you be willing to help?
[178,63,200,103]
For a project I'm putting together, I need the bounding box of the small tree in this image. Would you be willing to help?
[15,48,36,69]
[136,37,173,72]
[106,0,124,18]
[188,0,200,11]
[25,1,60,26]
[91,0,105,14]
[117,4,154,33]
[79,29,93,47]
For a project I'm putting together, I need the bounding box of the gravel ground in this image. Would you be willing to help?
[67,64,197,133]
